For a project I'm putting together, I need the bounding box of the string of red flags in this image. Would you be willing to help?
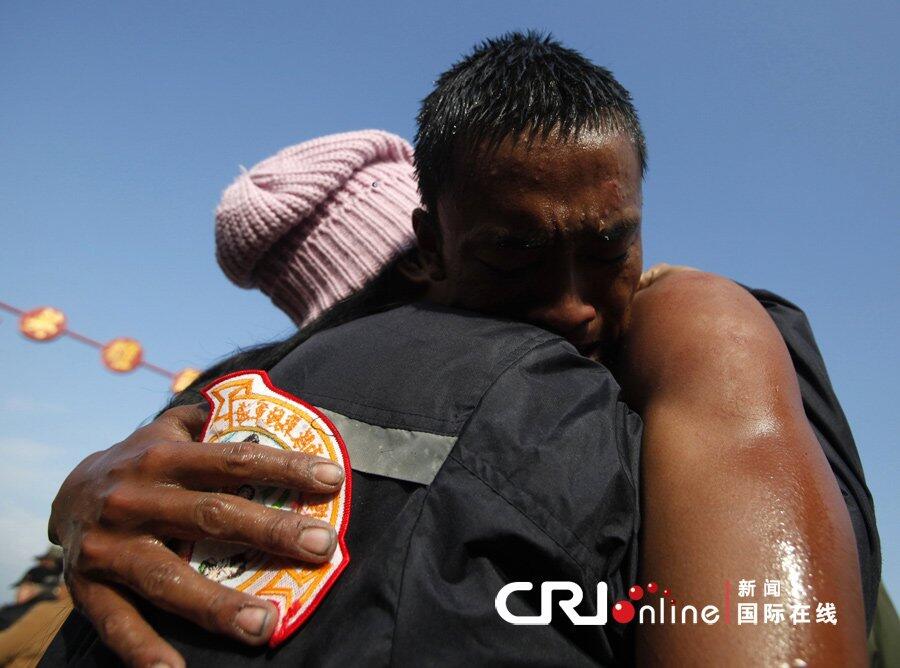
[0,301,200,393]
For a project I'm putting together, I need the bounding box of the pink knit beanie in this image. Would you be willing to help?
[215,130,420,326]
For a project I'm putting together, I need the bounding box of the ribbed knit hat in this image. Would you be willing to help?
[215,130,420,326]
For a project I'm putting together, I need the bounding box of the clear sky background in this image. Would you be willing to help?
[1,1,896,603]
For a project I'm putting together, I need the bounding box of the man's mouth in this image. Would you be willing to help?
[573,339,605,361]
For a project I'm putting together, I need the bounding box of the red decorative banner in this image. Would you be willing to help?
[1,300,199,393]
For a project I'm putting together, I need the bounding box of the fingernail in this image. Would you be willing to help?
[150,663,171,668]
[235,605,271,637]
[300,526,334,555]
[313,462,344,485]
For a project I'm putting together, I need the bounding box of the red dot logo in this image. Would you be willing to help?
[628,585,644,600]
[647,582,658,594]
[663,588,671,598]
[611,600,635,624]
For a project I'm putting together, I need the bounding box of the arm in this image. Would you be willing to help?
[49,404,344,668]
[618,272,867,665]
[750,286,881,626]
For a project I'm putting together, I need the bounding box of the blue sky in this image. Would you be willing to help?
[1,1,897,604]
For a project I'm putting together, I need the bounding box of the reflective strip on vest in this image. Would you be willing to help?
[320,409,456,486]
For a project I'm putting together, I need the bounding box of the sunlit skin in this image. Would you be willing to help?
[414,130,643,360]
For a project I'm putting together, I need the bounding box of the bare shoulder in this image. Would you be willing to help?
[620,271,799,417]
[628,270,781,358]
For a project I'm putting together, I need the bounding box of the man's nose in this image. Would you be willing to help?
[528,291,598,338]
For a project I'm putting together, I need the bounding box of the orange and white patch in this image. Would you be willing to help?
[182,370,351,646]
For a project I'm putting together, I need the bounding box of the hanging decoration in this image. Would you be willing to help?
[101,337,144,373]
[19,307,67,341]
[171,368,202,393]
[0,300,200,393]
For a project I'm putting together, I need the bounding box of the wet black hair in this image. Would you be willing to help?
[162,250,421,413]
[414,30,647,213]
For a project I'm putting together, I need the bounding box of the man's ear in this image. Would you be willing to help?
[412,207,446,281]
[395,250,429,286]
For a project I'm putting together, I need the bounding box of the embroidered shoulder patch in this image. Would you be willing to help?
[181,370,351,646]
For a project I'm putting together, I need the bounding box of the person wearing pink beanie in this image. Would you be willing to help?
[215,130,420,326]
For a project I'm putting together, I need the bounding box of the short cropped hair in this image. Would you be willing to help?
[414,31,647,212]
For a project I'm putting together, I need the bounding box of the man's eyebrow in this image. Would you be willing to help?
[595,217,640,242]
[467,226,550,245]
